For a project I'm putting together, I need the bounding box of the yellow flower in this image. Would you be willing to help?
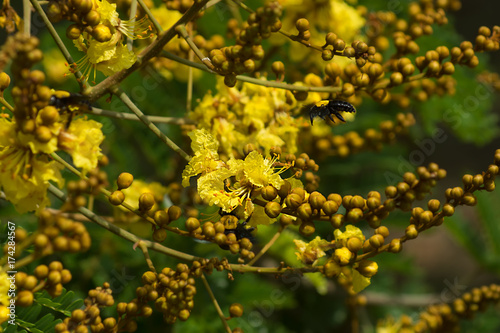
[294,236,331,265]
[0,118,64,213]
[74,34,137,80]
[0,147,64,213]
[182,129,225,187]
[42,49,72,84]
[190,78,301,156]
[236,150,284,189]
[198,169,242,213]
[334,224,365,247]
[334,246,353,265]
[352,268,371,293]
[183,130,286,218]
[72,0,156,81]
[58,118,104,172]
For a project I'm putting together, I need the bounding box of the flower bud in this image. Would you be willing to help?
[265,201,282,218]
[138,193,155,212]
[357,260,378,278]
[117,172,134,189]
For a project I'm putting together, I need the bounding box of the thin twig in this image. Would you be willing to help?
[115,88,191,161]
[247,226,284,266]
[137,0,163,34]
[186,24,194,113]
[87,0,211,102]
[47,184,200,262]
[86,106,194,125]
[137,241,157,273]
[29,0,84,87]
[201,274,232,333]
[0,98,15,112]
[23,0,31,36]
[127,0,138,51]
[175,24,215,70]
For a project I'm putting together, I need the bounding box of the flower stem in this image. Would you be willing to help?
[86,106,194,125]
[0,97,15,112]
[201,273,232,333]
[127,0,138,51]
[138,0,163,33]
[247,226,285,266]
[114,88,191,161]
[29,0,85,87]
[23,0,31,36]
[47,183,200,262]
[176,24,215,70]
[137,241,157,273]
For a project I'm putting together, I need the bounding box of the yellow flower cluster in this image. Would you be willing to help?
[294,236,331,266]
[182,129,285,220]
[0,115,104,213]
[190,78,301,156]
[73,0,154,81]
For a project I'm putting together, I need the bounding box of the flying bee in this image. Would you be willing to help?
[308,99,356,125]
[49,91,92,129]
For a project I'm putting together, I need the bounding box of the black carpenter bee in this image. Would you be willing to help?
[308,99,356,125]
[219,209,256,250]
[49,91,92,128]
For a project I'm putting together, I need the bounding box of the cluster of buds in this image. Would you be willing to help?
[47,0,107,41]
[401,284,500,333]
[34,210,92,255]
[164,0,196,14]
[210,1,282,86]
[141,265,197,324]
[16,261,72,307]
[478,71,500,93]
[55,282,116,333]
[185,216,255,261]
[4,34,54,138]
[65,166,109,211]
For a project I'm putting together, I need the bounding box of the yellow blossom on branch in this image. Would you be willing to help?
[183,129,286,219]
[0,118,64,213]
[294,236,331,265]
[334,224,365,247]
[58,118,104,172]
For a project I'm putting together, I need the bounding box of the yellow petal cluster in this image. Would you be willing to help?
[334,224,365,247]
[190,78,301,156]
[73,0,156,80]
[294,236,331,265]
[58,118,104,172]
[0,118,64,213]
[182,129,285,220]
